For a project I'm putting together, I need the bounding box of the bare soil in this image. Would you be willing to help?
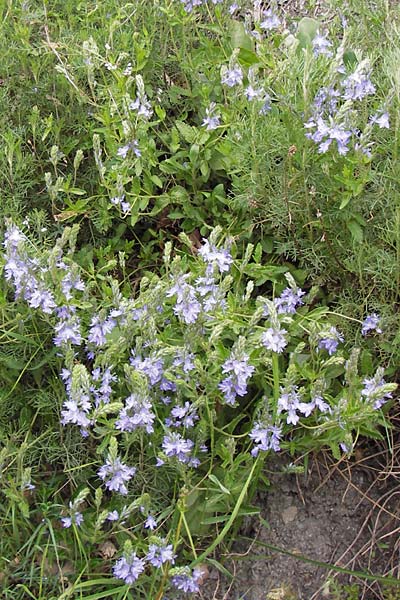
[199,445,400,600]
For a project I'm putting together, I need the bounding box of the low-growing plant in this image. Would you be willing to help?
[0,222,396,597]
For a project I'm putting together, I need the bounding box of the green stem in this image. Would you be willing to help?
[272,353,280,404]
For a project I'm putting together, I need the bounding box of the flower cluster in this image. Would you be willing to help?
[219,351,255,406]
[3,225,57,315]
[129,76,153,120]
[202,102,221,130]
[261,326,288,353]
[113,552,146,584]
[98,456,137,495]
[304,56,387,155]
[116,393,156,433]
[249,422,282,456]
[317,326,344,355]
[361,368,394,410]
[361,313,382,336]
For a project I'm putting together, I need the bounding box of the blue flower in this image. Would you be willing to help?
[144,515,157,530]
[219,354,255,405]
[171,567,203,593]
[53,315,82,347]
[370,112,390,129]
[162,433,195,464]
[107,510,119,521]
[260,9,281,30]
[198,239,233,274]
[146,540,176,567]
[342,64,376,101]
[129,93,153,119]
[361,369,393,409]
[249,422,282,456]
[317,326,344,355]
[88,314,116,347]
[130,353,164,386]
[98,457,136,495]
[61,511,83,528]
[221,65,243,87]
[261,326,288,353]
[113,552,145,584]
[202,102,221,130]
[277,386,312,425]
[312,31,333,57]
[115,394,155,434]
[361,313,382,336]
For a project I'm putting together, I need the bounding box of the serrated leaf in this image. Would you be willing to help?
[150,174,163,188]
[189,143,200,163]
[175,121,197,144]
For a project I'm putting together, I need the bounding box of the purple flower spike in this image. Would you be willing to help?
[317,326,344,355]
[361,313,382,336]
[98,457,136,495]
[113,552,145,584]
[261,327,288,353]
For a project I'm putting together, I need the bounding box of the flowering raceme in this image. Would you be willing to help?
[113,553,145,584]
[219,352,255,405]
[115,393,156,433]
[261,326,288,353]
[98,456,136,495]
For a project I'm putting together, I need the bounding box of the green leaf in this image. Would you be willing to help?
[253,243,262,264]
[189,143,200,163]
[200,160,210,178]
[155,106,166,121]
[229,19,254,51]
[159,158,185,174]
[343,49,358,69]
[339,192,353,210]
[361,350,373,374]
[149,195,171,216]
[297,17,319,49]
[208,473,231,495]
[175,121,197,144]
[346,219,364,242]
[238,47,260,66]
[205,558,233,581]
[68,187,87,195]
[150,174,163,188]
[243,264,288,286]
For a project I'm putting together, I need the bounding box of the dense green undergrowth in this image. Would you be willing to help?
[0,0,399,598]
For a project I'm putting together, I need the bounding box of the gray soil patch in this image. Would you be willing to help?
[199,449,400,600]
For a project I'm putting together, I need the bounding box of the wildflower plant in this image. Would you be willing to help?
[0,0,399,597]
[1,222,396,597]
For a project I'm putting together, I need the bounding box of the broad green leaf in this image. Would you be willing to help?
[229,19,254,51]
[238,47,260,66]
[297,17,319,49]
